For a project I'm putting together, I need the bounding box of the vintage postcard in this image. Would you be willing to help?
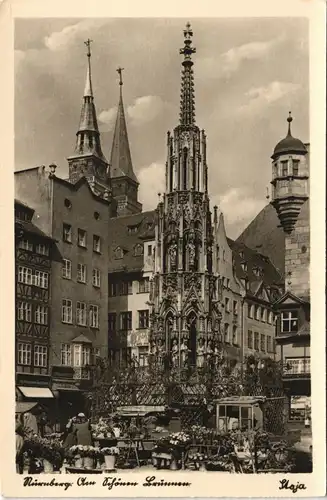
[0,0,326,497]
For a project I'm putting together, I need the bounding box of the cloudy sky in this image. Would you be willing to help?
[14,17,309,238]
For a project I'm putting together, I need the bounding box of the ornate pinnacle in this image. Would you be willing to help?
[287,111,293,136]
[179,22,196,126]
[117,67,124,86]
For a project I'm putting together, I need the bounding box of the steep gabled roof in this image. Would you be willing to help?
[236,203,285,276]
[228,237,283,300]
[108,210,156,273]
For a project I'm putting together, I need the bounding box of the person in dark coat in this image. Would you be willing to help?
[74,413,93,446]
[63,417,77,450]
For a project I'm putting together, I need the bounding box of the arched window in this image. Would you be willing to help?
[169,162,174,192]
[183,147,188,190]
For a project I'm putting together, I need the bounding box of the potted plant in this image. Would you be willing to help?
[69,445,85,468]
[188,451,208,471]
[82,446,100,469]
[101,446,119,470]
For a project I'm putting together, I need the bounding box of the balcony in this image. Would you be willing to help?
[283,358,310,378]
[73,367,91,380]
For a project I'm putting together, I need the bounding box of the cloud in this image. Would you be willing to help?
[211,187,266,237]
[197,36,284,80]
[98,107,117,132]
[239,81,300,114]
[138,162,165,210]
[127,96,166,126]
[44,19,109,51]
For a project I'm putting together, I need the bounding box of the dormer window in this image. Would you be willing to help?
[114,247,124,260]
[134,244,143,256]
[281,311,298,333]
[128,226,138,234]
[241,262,248,272]
[253,266,262,278]
[239,251,244,259]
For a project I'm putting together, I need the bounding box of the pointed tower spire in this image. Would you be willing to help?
[68,40,109,190]
[109,68,142,215]
[179,22,196,126]
[110,67,138,182]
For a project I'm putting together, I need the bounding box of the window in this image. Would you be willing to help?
[62,299,73,324]
[224,323,230,343]
[63,223,72,243]
[120,311,132,330]
[281,161,288,176]
[108,313,117,331]
[109,282,117,297]
[77,229,87,247]
[138,310,149,329]
[76,302,87,326]
[292,160,299,176]
[94,211,100,220]
[35,305,48,325]
[77,263,87,283]
[93,347,101,359]
[134,244,143,256]
[120,280,133,295]
[260,334,266,352]
[281,311,298,332]
[18,266,32,285]
[64,198,72,208]
[61,344,71,366]
[261,308,266,322]
[36,243,49,256]
[247,330,253,349]
[138,278,149,293]
[254,332,259,351]
[18,343,31,365]
[62,259,72,279]
[128,226,138,234]
[34,345,47,367]
[34,270,49,289]
[224,297,230,312]
[247,304,254,318]
[93,235,101,253]
[18,239,33,251]
[92,268,101,288]
[233,300,238,315]
[232,325,238,345]
[266,336,272,353]
[267,311,273,324]
[139,346,148,367]
[226,278,230,289]
[255,306,261,321]
[73,344,91,366]
[148,245,153,256]
[241,262,248,272]
[17,301,32,322]
[253,266,262,278]
[89,305,99,328]
[239,251,244,259]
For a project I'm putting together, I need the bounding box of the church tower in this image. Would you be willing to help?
[109,68,142,216]
[68,40,110,196]
[270,113,310,298]
[149,24,222,372]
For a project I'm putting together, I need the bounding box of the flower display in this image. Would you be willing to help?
[92,418,115,439]
[188,452,208,462]
[101,446,120,456]
[168,432,191,448]
[24,435,64,468]
[69,445,101,458]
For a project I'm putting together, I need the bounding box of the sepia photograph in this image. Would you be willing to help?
[0,1,325,496]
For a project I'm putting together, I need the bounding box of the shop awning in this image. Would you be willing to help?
[16,402,40,414]
[18,386,54,398]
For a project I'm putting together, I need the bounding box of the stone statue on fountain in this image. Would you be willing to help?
[171,338,179,368]
[196,338,205,368]
[180,337,190,367]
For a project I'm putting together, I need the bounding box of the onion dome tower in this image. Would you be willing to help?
[68,39,110,196]
[270,112,309,234]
